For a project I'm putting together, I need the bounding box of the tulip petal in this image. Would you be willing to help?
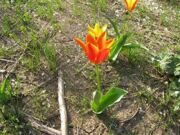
[74,38,87,53]
[102,24,108,32]
[106,39,115,49]
[95,49,109,64]
[87,43,99,64]
[88,25,96,37]
[124,0,138,12]
[131,0,138,11]
[97,32,106,49]
[95,23,103,37]
[88,23,108,38]
[86,34,96,45]
[95,23,100,32]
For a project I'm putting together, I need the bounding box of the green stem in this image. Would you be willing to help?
[95,65,101,93]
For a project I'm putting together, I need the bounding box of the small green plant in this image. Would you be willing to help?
[2,16,13,36]
[72,0,83,17]
[0,79,13,104]
[26,0,62,21]
[90,0,108,12]
[153,53,180,120]
[0,77,29,134]
[43,43,57,72]
[153,53,180,76]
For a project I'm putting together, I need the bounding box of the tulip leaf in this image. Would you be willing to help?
[105,16,120,37]
[92,90,102,105]
[122,43,149,51]
[91,87,127,114]
[109,34,128,62]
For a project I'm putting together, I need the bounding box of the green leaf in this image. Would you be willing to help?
[122,43,149,51]
[154,53,180,76]
[105,16,120,37]
[91,87,127,114]
[109,34,128,62]
[0,79,13,104]
[92,91,102,105]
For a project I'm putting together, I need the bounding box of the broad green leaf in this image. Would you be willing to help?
[91,87,127,114]
[109,34,128,62]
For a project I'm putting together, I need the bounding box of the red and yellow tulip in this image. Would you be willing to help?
[74,32,114,64]
[124,0,138,12]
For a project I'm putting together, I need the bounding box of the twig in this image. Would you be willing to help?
[37,76,56,89]
[0,58,15,63]
[0,69,14,74]
[25,114,61,135]
[58,71,68,135]
[0,70,6,73]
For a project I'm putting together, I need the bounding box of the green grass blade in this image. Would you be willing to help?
[105,16,120,37]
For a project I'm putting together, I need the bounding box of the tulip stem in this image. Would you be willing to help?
[95,65,101,93]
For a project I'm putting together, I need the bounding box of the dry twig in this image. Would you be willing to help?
[0,58,15,63]
[58,71,68,135]
[24,113,61,135]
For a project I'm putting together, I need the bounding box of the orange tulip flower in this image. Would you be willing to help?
[74,32,114,64]
[124,0,138,12]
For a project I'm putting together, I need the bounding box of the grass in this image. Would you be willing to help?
[0,1,59,133]
[89,0,108,12]
[26,0,63,21]
[0,47,15,58]
[72,0,84,17]
[0,1,58,72]
[0,78,29,135]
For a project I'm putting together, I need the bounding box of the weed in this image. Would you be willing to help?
[43,43,57,72]
[89,0,108,12]
[160,12,170,27]
[151,52,180,126]
[137,5,153,19]
[0,78,28,134]
[26,0,63,21]
[72,0,83,17]
[0,79,13,104]
[79,97,90,113]
[0,47,15,58]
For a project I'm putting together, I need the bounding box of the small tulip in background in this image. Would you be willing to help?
[123,0,139,12]
[74,23,127,114]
